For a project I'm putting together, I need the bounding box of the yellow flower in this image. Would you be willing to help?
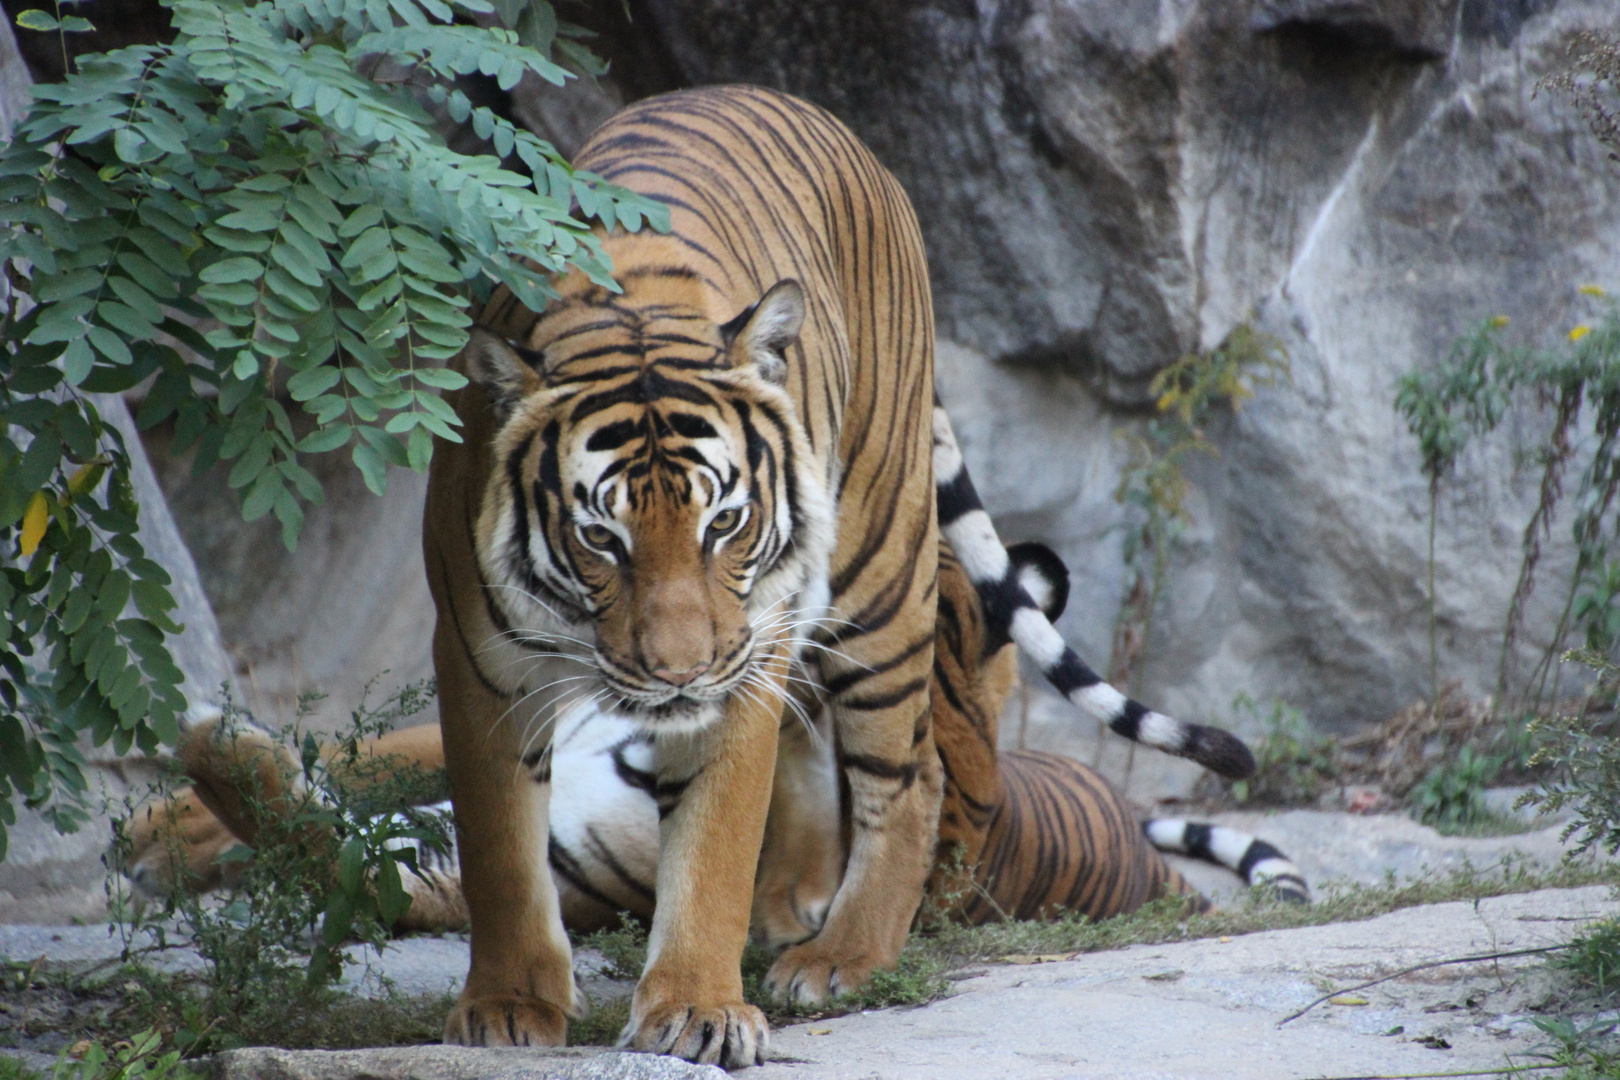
[1489,315,1510,329]
[1571,324,1592,342]
[19,490,48,556]
[1580,284,1606,297]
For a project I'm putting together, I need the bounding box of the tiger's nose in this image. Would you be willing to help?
[652,663,708,687]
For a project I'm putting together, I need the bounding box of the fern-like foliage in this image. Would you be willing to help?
[0,0,667,861]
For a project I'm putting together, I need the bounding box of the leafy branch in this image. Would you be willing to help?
[0,0,669,862]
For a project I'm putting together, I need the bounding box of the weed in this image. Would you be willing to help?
[1396,285,1620,716]
[1511,1016,1620,1078]
[102,681,452,1055]
[915,858,1618,973]
[62,1032,199,1080]
[1222,693,1337,807]
[1410,745,1505,830]
[566,996,631,1049]
[1521,651,1620,856]
[1108,324,1287,696]
[0,1031,203,1080]
[573,916,649,982]
[1557,917,1620,999]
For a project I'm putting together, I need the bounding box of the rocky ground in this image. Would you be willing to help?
[3,802,1617,1079]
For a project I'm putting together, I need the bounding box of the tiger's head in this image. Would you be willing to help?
[466,268,834,731]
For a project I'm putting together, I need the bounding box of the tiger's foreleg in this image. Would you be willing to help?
[438,642,578,1048]
[619,667,782,1068]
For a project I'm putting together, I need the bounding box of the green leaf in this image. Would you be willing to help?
[338,834,366,896]
[351,440,388,495]
[15,9,59,31]
[86,324,133,365]
[287,365,341,401]
[241,469,279,521]
[295,424,351,454]
[200,257,265,284]
[113,127,148,164]
[97,302,159,342]
[131,579,176,621]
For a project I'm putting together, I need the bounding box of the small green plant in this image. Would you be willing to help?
[573,915,649,982]
[1510,1016,1620,1079]
[1521,651,1620,858]
[1409,745,1504,831]
[106,680,451,1053]
[1107,324,1287,693]
[1557,917,1620,999]
[0,1031,204,1080]
[1221,693,1336,807]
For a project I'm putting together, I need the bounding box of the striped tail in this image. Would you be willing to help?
[931,405,1256,780]
[1143,818,1311,904]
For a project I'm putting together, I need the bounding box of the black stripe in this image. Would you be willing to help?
[841,677,929,713]
[1112,698,1148,741]
[1182,822,1214,862]
[936,468,981,527]
[584,824,656,902]
[1237,839,1287,879]
[840,753,918,785]
[1049,650,1104,695]
[548,838,631,913]
[612,740,657,795]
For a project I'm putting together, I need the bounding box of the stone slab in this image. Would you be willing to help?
[209,1047,724,1080]
[757,886,1618,1080]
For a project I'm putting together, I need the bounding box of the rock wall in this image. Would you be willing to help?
[552,0,1617,791]
[142,2,1620,793]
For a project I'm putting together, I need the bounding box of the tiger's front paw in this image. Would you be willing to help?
[443,994,568,1047]
[619,999,769,1068]
[764,939,884,1007]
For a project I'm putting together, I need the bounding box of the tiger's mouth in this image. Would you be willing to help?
[594,639,759,723]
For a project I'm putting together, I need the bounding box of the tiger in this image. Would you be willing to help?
[422,82,1264,1066]
[127,537,1306,937]
[137,85,1262,1066]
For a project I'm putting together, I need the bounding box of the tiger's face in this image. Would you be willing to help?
[468,271,833,731]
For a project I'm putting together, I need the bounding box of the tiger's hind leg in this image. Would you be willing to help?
[752,706,843,949]
[763,569,943,1006]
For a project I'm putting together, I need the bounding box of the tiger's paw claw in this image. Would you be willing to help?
[765,942,880,1007]
[443,995,568,1048]
[619,1000,768,1068]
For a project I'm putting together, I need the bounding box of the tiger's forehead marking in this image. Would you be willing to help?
[531,267,732,381]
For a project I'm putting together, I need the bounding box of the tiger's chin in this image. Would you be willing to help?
[603,681,734,735]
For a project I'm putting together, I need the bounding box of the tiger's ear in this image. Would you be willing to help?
[464,328,544,422]
[721,279,805,385]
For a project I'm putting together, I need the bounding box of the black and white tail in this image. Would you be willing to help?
[1143,819,1311,903]
[932,405,1256,780]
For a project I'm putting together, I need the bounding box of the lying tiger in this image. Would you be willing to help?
[128,541,1308,936]
[143,85,1292,1066]
[133,545,1306,969]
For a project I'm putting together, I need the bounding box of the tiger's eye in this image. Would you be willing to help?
[580,523,615,548]
[708,508,741,535]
